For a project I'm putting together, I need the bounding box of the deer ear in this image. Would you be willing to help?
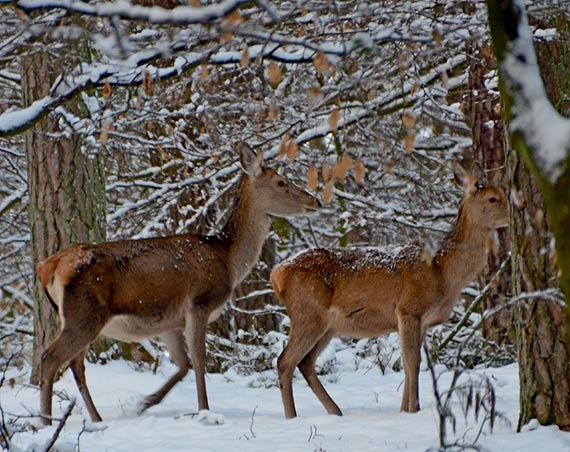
[452,160,470,189]
[470,161,487,185]
[239,144,263,176]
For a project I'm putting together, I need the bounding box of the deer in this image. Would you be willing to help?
[36,144,320,425]
[271,162,508,419]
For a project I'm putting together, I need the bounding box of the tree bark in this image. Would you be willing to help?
[486,2,570,430]
[22,37,106,384]
[464,39,512,346]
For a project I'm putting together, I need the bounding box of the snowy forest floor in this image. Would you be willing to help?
[3,341,570,452]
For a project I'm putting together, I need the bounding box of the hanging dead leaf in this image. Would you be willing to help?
[227,11,244,24]
[298,24,306,38]
[240,48,250,67]
[268,63,282,88]
[191,0,201,6]
[143,70,153,96]
[200,65,210,81]
[383,161,394,174]
[341,153,353,171]
[268,104,279,121]
[307,86,323,107]
[402,110,416,128]
[224,31,233,43]
[99,119,113,146]
[333,154,352,184]
[322,161,330,182]
[313,49,330,74]
[307,165,318,191]
[329,108,340,133]
[102,82,111,98]
[322,179,334,204]
[278,134,291,160]
[354,159,366,184]
[432,28,442,46]
[287,139,298,162]
[404,130,414,155]
[410,82,420,95]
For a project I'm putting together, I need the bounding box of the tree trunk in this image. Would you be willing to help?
[507,17,570,431]
[21,37,106,384]
[464,39,512,347]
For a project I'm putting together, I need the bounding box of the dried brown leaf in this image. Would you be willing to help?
[102,82,111,98]
[268,63,282,88]
[307,165,318,191]
[287,139,298,162]
[313,49,330,74]
[268,104,279,121]
[240,48,250,67]
[143,70,153,96]
[322,179,334,204]
[307,86,323,107]
[278,134,290,160]
[404,130,414,155]
[354,159,366,184]
[402,110,416,128]
[322,161,330,182]
[329,108,340,133]
[200,65,209,81]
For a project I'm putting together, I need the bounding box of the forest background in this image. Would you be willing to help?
[0,0,569,449]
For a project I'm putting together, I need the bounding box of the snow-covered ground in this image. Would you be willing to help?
[3,347,570,452]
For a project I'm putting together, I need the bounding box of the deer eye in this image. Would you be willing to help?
[277,180,286,188]
[489,197,497,203]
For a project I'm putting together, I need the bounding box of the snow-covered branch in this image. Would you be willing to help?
[499,0,570,183]
[11,0,252,24]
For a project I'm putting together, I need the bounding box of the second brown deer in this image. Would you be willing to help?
[36,144,320,425]
[271,162,508,418]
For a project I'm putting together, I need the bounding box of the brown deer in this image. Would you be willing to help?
[271,162,508,419]
[36,144,320,425]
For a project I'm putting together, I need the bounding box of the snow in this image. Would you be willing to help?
[503,0,570,183]
[3,358,570,451]
[0,98,53,135]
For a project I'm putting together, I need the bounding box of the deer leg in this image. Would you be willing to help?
[297,330,342,416]
[40,324,103,425]
[140,330,191,413]
[68,348,103,422]
[278,326,326,419]
[185,309,210,412]
[398,314,422,413]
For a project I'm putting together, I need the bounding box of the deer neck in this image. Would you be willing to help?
[218,177,272,287]
[435,208,491,299]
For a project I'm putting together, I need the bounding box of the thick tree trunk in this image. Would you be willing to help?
[508,19,570,431]
[464,39,512,346]
[21,38,106,384]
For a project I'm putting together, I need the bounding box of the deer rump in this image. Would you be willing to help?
[39,236,231,343]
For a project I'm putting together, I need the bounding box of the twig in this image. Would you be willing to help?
[438,257,510,353]
[249,405,257,439]
[42,398,76,452]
